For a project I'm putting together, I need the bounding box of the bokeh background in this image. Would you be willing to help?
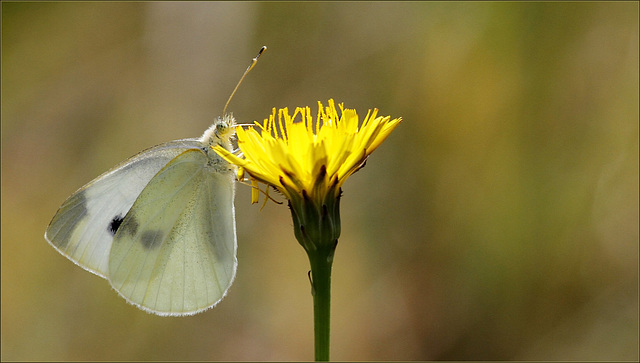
[2,2,638,361]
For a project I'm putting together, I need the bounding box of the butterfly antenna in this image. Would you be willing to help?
[223,46,267,116]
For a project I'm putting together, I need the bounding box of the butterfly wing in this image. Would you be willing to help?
[107,148,237,316]
[45,139,204,278]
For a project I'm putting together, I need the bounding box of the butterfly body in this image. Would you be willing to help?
[45,114,238,316]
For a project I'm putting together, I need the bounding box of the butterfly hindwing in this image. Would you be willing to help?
[108,148,237,316]
[45,139,204,277]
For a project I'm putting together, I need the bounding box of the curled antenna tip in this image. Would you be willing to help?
[222,46,268,115]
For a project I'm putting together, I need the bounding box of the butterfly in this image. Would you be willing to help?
[45,46,266,316]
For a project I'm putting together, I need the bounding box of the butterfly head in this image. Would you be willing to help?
[201,114,236,147]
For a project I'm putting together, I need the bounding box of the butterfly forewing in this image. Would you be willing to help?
[45,140,205,277]
[108,148,237,316]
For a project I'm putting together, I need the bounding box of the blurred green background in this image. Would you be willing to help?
[2,2,638,361]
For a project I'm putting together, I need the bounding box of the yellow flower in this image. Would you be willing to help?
[213,99,402,208]
[214,99,400,360]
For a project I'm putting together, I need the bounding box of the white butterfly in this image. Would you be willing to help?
[45,46,266,316]
[45,117,238,316]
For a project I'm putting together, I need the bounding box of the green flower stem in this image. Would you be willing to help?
[307,245,335,362]
[288,186,341,361]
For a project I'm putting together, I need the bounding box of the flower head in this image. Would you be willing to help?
[213,99,402,208]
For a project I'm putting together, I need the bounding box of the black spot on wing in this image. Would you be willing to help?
[112,215,139,241]
[108,214,124,236]
[140,230,163,249]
